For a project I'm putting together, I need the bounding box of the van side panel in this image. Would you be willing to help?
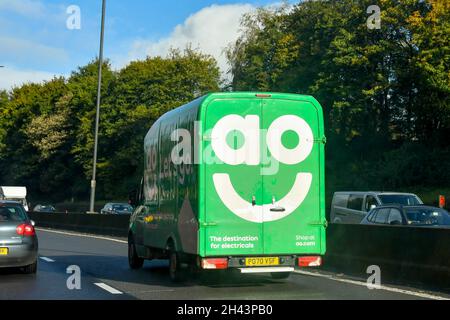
[142,98,203,254]
[175,104,200,254]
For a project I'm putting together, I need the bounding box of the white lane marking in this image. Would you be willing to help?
[39,257,55,262]
[94,283,123,295]
[36,228,127,244]
[294,270,449,300]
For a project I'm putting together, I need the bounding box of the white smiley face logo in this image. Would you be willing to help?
[211,114,314,223]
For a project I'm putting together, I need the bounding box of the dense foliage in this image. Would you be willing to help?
[227,0,449,198]
[0,49,220,202]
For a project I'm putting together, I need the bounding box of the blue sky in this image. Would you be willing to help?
[0,0,296,90]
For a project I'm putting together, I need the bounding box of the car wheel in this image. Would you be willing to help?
[271,272,291,280]
[128,237,144,269]
[23,260,37,274]
[169,250,185,282]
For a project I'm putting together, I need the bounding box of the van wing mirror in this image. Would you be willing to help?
[128,189,138,207]
[370,204,377,210]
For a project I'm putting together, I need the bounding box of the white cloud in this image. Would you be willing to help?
[0,36,69,65]
[117,4,256,74]
[0,0,45,18]
[0,66,59,90]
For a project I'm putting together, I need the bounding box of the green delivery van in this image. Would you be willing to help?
[128,92,327,281]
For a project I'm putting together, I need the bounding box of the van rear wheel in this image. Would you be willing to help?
[128,239,144,269]
[169,251,185,282]
[271,272,291,280]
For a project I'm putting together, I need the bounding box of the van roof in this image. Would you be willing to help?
[0,186,27,198]
[158,92,320,119]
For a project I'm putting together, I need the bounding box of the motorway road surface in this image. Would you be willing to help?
[0,229,448,300]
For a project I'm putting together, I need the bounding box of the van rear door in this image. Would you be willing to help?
[204,98,264,256]
[261,98,325,255]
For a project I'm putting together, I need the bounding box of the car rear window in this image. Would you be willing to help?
[374,208,390,224]
[367,209,378,222]
[405,208,450,226]
[0,205,27,222]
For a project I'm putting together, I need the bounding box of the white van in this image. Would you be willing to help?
[330,191,423,224]
[0,187,29,211]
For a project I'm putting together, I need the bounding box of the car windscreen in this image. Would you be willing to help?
[112,205,132,211]
[0,205,27,222]
[405,208,450,226]
[378,195,421,205]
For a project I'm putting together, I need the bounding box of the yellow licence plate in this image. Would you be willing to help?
[245,257,279,267]
[0,248,8,256]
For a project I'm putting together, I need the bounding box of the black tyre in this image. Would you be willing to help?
[271,272,291,280]
[23,260,37,274]
[128,237,144,269]
[169,251,185,282]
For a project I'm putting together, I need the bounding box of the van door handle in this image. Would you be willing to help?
[270,196,285,212]
[309,220,329,228]
[201,222,218,227]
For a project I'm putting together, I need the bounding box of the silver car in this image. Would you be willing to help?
[330,191,423,224]
[0,201,38,273]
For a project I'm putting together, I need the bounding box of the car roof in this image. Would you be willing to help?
[373,204,442,210]
[0,200,22,205]
[333,191,418,196]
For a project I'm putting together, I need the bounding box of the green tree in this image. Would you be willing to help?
[98,48,220,198]
[226,5,299,91]
[227,0,450,192]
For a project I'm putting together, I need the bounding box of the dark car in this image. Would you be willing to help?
[0,201,38,273]
[101,203,133,215]
[33,204,56,213]
[361,205,450,228]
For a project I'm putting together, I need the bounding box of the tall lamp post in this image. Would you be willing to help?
[89,0,106,213]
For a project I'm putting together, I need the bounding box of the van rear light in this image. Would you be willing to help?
[201,258,228,270]
[298,256,322,267]
[16,224,35,236]
[439,195,445,208]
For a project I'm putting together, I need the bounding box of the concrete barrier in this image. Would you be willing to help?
[28,212,129,238]
[324,224,450,288]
